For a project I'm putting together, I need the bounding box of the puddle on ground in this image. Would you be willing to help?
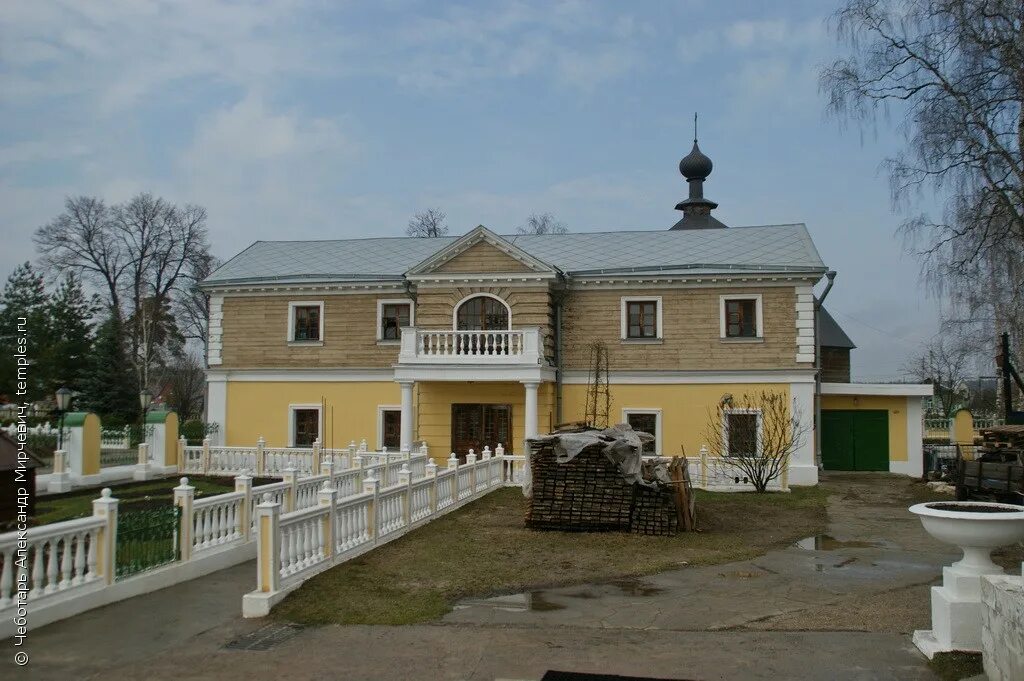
[793,534,884,551]
[718,570,765,579]
[607,578,666,597]
[452,591,566,612]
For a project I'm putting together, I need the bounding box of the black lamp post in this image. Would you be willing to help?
[139,389,153,444]
[55,387,73,450]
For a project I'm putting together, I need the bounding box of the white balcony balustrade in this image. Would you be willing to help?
[398,327,542,365]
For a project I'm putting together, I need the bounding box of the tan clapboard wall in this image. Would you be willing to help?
[219,294,404,368]
[561,286,799,371]
[431,241,537,273]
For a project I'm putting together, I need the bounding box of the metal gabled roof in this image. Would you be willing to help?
[203,223,826,287]
[818,307,856,349]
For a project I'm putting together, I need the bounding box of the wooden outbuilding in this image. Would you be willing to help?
[0,430,43,522]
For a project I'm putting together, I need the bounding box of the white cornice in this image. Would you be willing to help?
[561,369,818,384]
[410,274,557,287]
[207,368,396,382]
[567,274,821,290]
[209,282,407,297]
[820,382,934,396]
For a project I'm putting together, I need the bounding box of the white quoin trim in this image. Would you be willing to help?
[451,292,513,330]
[207,294,224,366]
[795,285,814,363]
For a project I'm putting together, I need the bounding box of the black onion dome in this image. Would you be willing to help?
[679,141,713,180]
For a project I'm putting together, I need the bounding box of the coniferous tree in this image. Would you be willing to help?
[43,273,96,396]
[80,315,138,422]
[0,262,51,403]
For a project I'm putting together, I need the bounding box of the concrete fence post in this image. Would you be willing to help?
[318,481,337,559]
[174,477,195,562]
[466,449,477,493]
[49,449,72,493]
[363,473,379,544]
[235,472,253,542]
[133,442,152,481]
[92,489,119,585]
[256,436,266,477]
[426,459,438,513]
[177,436,187,472]
[312,437,321,465]
[359,438,368,453]
[699,445,709,488]
[254,495,281,594]
[282,466,298,512]
[398,463,412,525]
[495,443,507,484]
[348,441,357,468]
[201,437,211,475]
[320,459,335,489]
[448,452,459,501]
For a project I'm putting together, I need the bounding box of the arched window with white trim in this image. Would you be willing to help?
[454,294,511,330]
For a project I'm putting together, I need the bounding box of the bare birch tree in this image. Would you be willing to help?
[517,212,568,235]
[407,208,449,237]
[703,390,809,493]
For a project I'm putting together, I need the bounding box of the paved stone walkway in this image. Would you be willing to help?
[10,473,961,680]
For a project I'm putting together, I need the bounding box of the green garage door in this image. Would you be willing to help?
[821,410,889,471]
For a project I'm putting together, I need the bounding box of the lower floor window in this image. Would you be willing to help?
[381,409,401,450]
[293,408,320,446]
[623,409,660,455]
[725,411,759,456]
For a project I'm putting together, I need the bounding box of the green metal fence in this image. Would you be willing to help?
[116,506,182,580]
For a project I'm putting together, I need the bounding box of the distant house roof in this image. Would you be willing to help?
[0,431,43,472]
[203,223,827,287]
[819,307,856,349]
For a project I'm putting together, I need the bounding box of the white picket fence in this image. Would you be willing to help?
[243,447,514,616]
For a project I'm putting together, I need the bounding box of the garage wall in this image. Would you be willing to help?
[820,394,923,476]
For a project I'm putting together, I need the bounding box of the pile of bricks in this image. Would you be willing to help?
[526,442,679,535]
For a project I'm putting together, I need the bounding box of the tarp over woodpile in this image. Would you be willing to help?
[525,425,683,535]
[524,424,665,496]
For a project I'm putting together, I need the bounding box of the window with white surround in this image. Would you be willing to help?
[377,405,402,450]
[623,408,662,455]
[289,404,322,446]
[723,408,760,456]
[288,301,324,344]
[719,294,763,340]
[620,296,663,341]
[377,299,414,342]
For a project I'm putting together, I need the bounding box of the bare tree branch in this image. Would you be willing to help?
[407,208,449,237]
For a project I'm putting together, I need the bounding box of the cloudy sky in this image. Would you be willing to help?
[1,0,945,379]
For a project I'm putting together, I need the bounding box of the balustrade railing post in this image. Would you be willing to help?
[133,442,151,481]
[235,472,253,542]
[201,437,211,474]
[256,436,266,477]
[254,495,281,595]
[398,463,412,525]
[318,482,337,560]
[282,466,298,512]
[699,445,709,488]
[320,459,335,489]
[466,449,477,494]
[348,441,356,468]
[174,477,196,561]
[495,443,507,484]
[426,459,438,513]
[359,438,368,453]
[402,444,411,466]
[177,436,187,472]
[363,473,380,544]
[312,437,321,467]
[448,452,459,500]
[92,489,119,585]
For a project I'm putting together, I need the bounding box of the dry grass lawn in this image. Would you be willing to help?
[272,485,829,625]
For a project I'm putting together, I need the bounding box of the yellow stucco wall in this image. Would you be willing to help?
[226,381,402,449]
[820,394,909,462]
[561,382,792,457]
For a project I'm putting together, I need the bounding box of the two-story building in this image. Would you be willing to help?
[201,140,922,485]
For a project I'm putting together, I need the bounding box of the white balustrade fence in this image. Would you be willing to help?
[243,450,510,617]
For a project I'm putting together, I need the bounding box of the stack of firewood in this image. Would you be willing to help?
[526,441,692,536]
[977,425,1024,464]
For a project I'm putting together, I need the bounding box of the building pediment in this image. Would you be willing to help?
[405,225,558,279]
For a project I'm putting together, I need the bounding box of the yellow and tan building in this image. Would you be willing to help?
[201,141,927,485]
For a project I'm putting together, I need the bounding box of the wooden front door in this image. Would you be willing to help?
[451,404,512,460]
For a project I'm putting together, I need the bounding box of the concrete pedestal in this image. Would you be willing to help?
[48,471,73,493]
[981,574,1024,681]
[914,563,1004,657]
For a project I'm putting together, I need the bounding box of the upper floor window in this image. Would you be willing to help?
[455,295,510,330]
[377,299,414,342]
[620,296,662,341]
[720,294,763,340]
[288,301,324,343]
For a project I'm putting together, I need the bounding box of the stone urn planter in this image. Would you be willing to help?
[909,501,1024,657]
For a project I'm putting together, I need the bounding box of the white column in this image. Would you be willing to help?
[789,380,818,486]
[522,381,540,450]
[399,380,415,453]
